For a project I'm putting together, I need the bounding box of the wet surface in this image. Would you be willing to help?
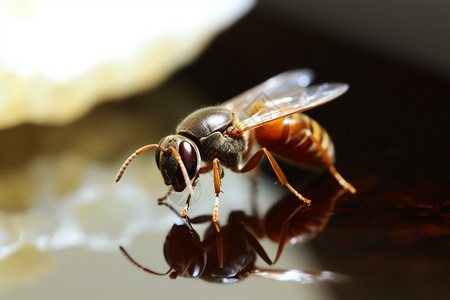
[176,8,450,299]
[1,6,449,300]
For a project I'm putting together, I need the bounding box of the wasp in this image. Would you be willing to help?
[115,69,356,231]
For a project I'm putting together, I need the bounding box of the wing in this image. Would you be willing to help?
[221,69,314,115]
[231,82,349,135]
[251,269,349,283]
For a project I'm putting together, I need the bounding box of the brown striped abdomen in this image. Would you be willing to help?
[254,113,334,170]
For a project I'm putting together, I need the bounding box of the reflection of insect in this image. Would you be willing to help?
[115,69,356,231]
[120,204,347,283]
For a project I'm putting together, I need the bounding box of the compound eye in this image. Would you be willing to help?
[156,136,199,192]
[178,141,198,179]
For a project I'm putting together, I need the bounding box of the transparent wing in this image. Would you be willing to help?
[251,269,349,283]
[232,82,349,135]
[221,69,314,115]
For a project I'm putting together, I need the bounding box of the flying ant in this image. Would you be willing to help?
[115,70,356,231]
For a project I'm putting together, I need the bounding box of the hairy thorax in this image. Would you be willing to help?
[199,131,246,168]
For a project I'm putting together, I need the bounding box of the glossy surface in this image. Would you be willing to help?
[120,199,346,284]
[177,107,233,139]
[1,6,448,300]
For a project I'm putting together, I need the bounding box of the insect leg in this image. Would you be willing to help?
[157,186,174,203]
[179,165,214,223]
[180,164,214,218]
[167,146,196,198]
[303,130,356,194]
[181,176,200,218]
[271,203,307,265]
[243,229,273,265]
[212,158,224,267]
[233,148,311,205]
[212,158,222,232]
[272,187,348,265]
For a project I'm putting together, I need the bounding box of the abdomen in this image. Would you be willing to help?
[254,113,334,170]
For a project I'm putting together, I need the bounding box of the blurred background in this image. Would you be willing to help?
[0,1,449,299]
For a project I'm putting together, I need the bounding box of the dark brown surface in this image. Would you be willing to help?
[174,7,449,300]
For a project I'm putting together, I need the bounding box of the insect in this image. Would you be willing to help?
[115,69,356,231]
[120,203,347,283]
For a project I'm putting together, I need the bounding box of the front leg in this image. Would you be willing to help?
[180,165,213,217]
[212,158,222,232]
[180,176,200,218]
